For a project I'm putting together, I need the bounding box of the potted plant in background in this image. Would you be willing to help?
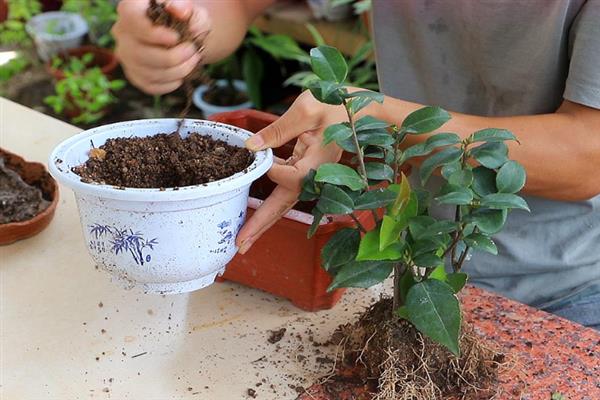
[290,45,528,398]
[0,0,41,47]
[46,46,118,80]
[25,10,88,61]
[193,27,308,116]
[61,0,117,48]
[43,54,125,125]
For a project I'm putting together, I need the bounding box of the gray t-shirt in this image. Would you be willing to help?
[372,0,600,307]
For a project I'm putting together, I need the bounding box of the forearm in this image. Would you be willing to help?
[199,0,275,63]
[370,97,600,201]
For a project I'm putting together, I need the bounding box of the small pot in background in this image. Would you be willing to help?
[46,45,118,80]
[193,79,254,118]
[307,0,353,21]
[26,11,88,62]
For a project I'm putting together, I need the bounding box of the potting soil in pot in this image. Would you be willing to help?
[72,133,253,188]
[0,158,49,224]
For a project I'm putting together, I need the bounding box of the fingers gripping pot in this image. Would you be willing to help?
[49,119,272,294]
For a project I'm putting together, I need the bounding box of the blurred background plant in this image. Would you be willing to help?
[0,0,41,47]
[61,0,117,47]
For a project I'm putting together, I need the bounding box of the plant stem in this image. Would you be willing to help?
[350,213,367,233]
[393,263,403,311]
[342,99,368,186]
[456,245,471,271]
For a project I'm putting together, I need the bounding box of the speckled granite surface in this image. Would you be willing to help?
[299,286,600,399]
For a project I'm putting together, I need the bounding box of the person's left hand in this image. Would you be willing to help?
[236,90,348,254]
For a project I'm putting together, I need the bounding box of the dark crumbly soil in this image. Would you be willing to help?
[0,158,49,224]
[72,133,253,188]
[330,298,502,400]
[203,83,249,107]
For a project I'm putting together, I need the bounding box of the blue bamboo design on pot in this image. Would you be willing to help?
[89,223,158,266]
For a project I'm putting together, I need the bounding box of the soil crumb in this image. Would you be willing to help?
[72,133,253,188]
[0,157,49,224]
[268,328,287,344]
[330,298,503,400]
[247,388,257,398]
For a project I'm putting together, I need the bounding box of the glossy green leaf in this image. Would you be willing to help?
[307,80,345,105]
[408,215,436,240]
[425,132,461,149]
[357,229,405,261]
[346,90,384,114]
[435,185,473,205]
[308,208,324,238]
[472,167,497,197]
[357,130,395,146]
[321,228,361,271]
[429,265,448,281]
[405,279,461,356]
[413,252,443,268]
[310,45,348,83]
[400,142,429,163]
[411,239,440,257]
[242,48,265,108]
[464,233,498,255]
[441,162,461,180]
[466,209,507,234]
[388,173,411,216]
[354,188,397,210]
[328,260,394,290]
[315,163,366,191]
[323,123,352,145]
[355,115,390,132]
[469,142,508,169]
[299,169,319,201]
[380,193,418,249]
[420,147,463,185]
[446,272,468,293]
[470,128,518,144]
[316,184,354,214]
[480,193,530,211]
[496,160,526,193]
[413,188,431,214]
[448,169,473,187]
[401,106,451,134]
[365,162,394,182]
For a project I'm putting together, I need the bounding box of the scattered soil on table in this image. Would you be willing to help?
[327,298,503,400]
[0,157,49,224]
[203,83,249,107]
[72,133,253,188]
[267,328,287,344]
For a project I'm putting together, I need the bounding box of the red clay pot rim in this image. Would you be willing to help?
[0,148,59,245]
[46,45,118,80]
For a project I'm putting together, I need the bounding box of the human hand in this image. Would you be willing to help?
[236,90,349,254]
[112,0,209,95]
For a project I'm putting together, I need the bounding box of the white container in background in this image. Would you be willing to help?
[193,79,253,117]
[49,119,272,294]
[26,11,88,61]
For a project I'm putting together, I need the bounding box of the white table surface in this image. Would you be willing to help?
[0,98,385,400]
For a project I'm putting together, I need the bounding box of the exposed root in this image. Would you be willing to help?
[334,298,503,400]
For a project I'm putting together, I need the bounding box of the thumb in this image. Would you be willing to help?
[246,101,318,152]
[166,0,210,37]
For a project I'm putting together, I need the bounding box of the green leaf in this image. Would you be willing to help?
[400,143,429,163]
[354,188,397,210]
[425,132,461,149]
[345,90,384,104]
[469,142,508,169]
[315,163,366,191]
[321,228,361,271]
[413,188,431,214]
[408,216,436,240]
[470,128,518,144]
[480,193,530,211]
[310,45,348,83]
[448,169,473,187]
[355,115,390,132]
[411,239,440,257]
[242,48,265,108]
[365,162,394,182]
[496,160,526,193]
[405,280,461,356]
[357,130,395,146]
[357,229,405,261]
[464,233,498,255]
[323,123,352,145]
[446,272,468,293]
[436,184,473,205]
[471,167,497,197]
[401,106,451,134]
[299,169,319,201]
[328,260,394,290]
[429,265,448,281]
[316,184,354,214]
[420,147,463,185]
[308,208,324,238]
[396,306,410,319]
[466,209,507,234]
[413,252,443,268]
[380,192,418,250]
[307,80,345,105]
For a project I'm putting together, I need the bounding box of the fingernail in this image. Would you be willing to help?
[238,237,255,255]
[245,135,265,151]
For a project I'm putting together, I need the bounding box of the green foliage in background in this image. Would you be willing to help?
[62,0,117,47]
[0,0,41,46]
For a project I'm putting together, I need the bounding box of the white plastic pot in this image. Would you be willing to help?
[49,119,273,294]
[193,79,253,117]
[26,12,88,62]
[307,0,353,21]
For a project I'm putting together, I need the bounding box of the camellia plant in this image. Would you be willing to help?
[300,46,528,356]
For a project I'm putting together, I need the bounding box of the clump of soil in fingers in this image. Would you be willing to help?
[72,133,253,188]
[330,298,504,400]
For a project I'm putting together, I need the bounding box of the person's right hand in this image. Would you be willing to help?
[112,0,210,95]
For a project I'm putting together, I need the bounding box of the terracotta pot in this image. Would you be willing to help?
[209,109,377,311]
[0,148,59,245]
[0,0,8,23]
[46,45,118,80]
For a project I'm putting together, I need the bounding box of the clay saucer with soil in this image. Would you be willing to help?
[0,148,59,245]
